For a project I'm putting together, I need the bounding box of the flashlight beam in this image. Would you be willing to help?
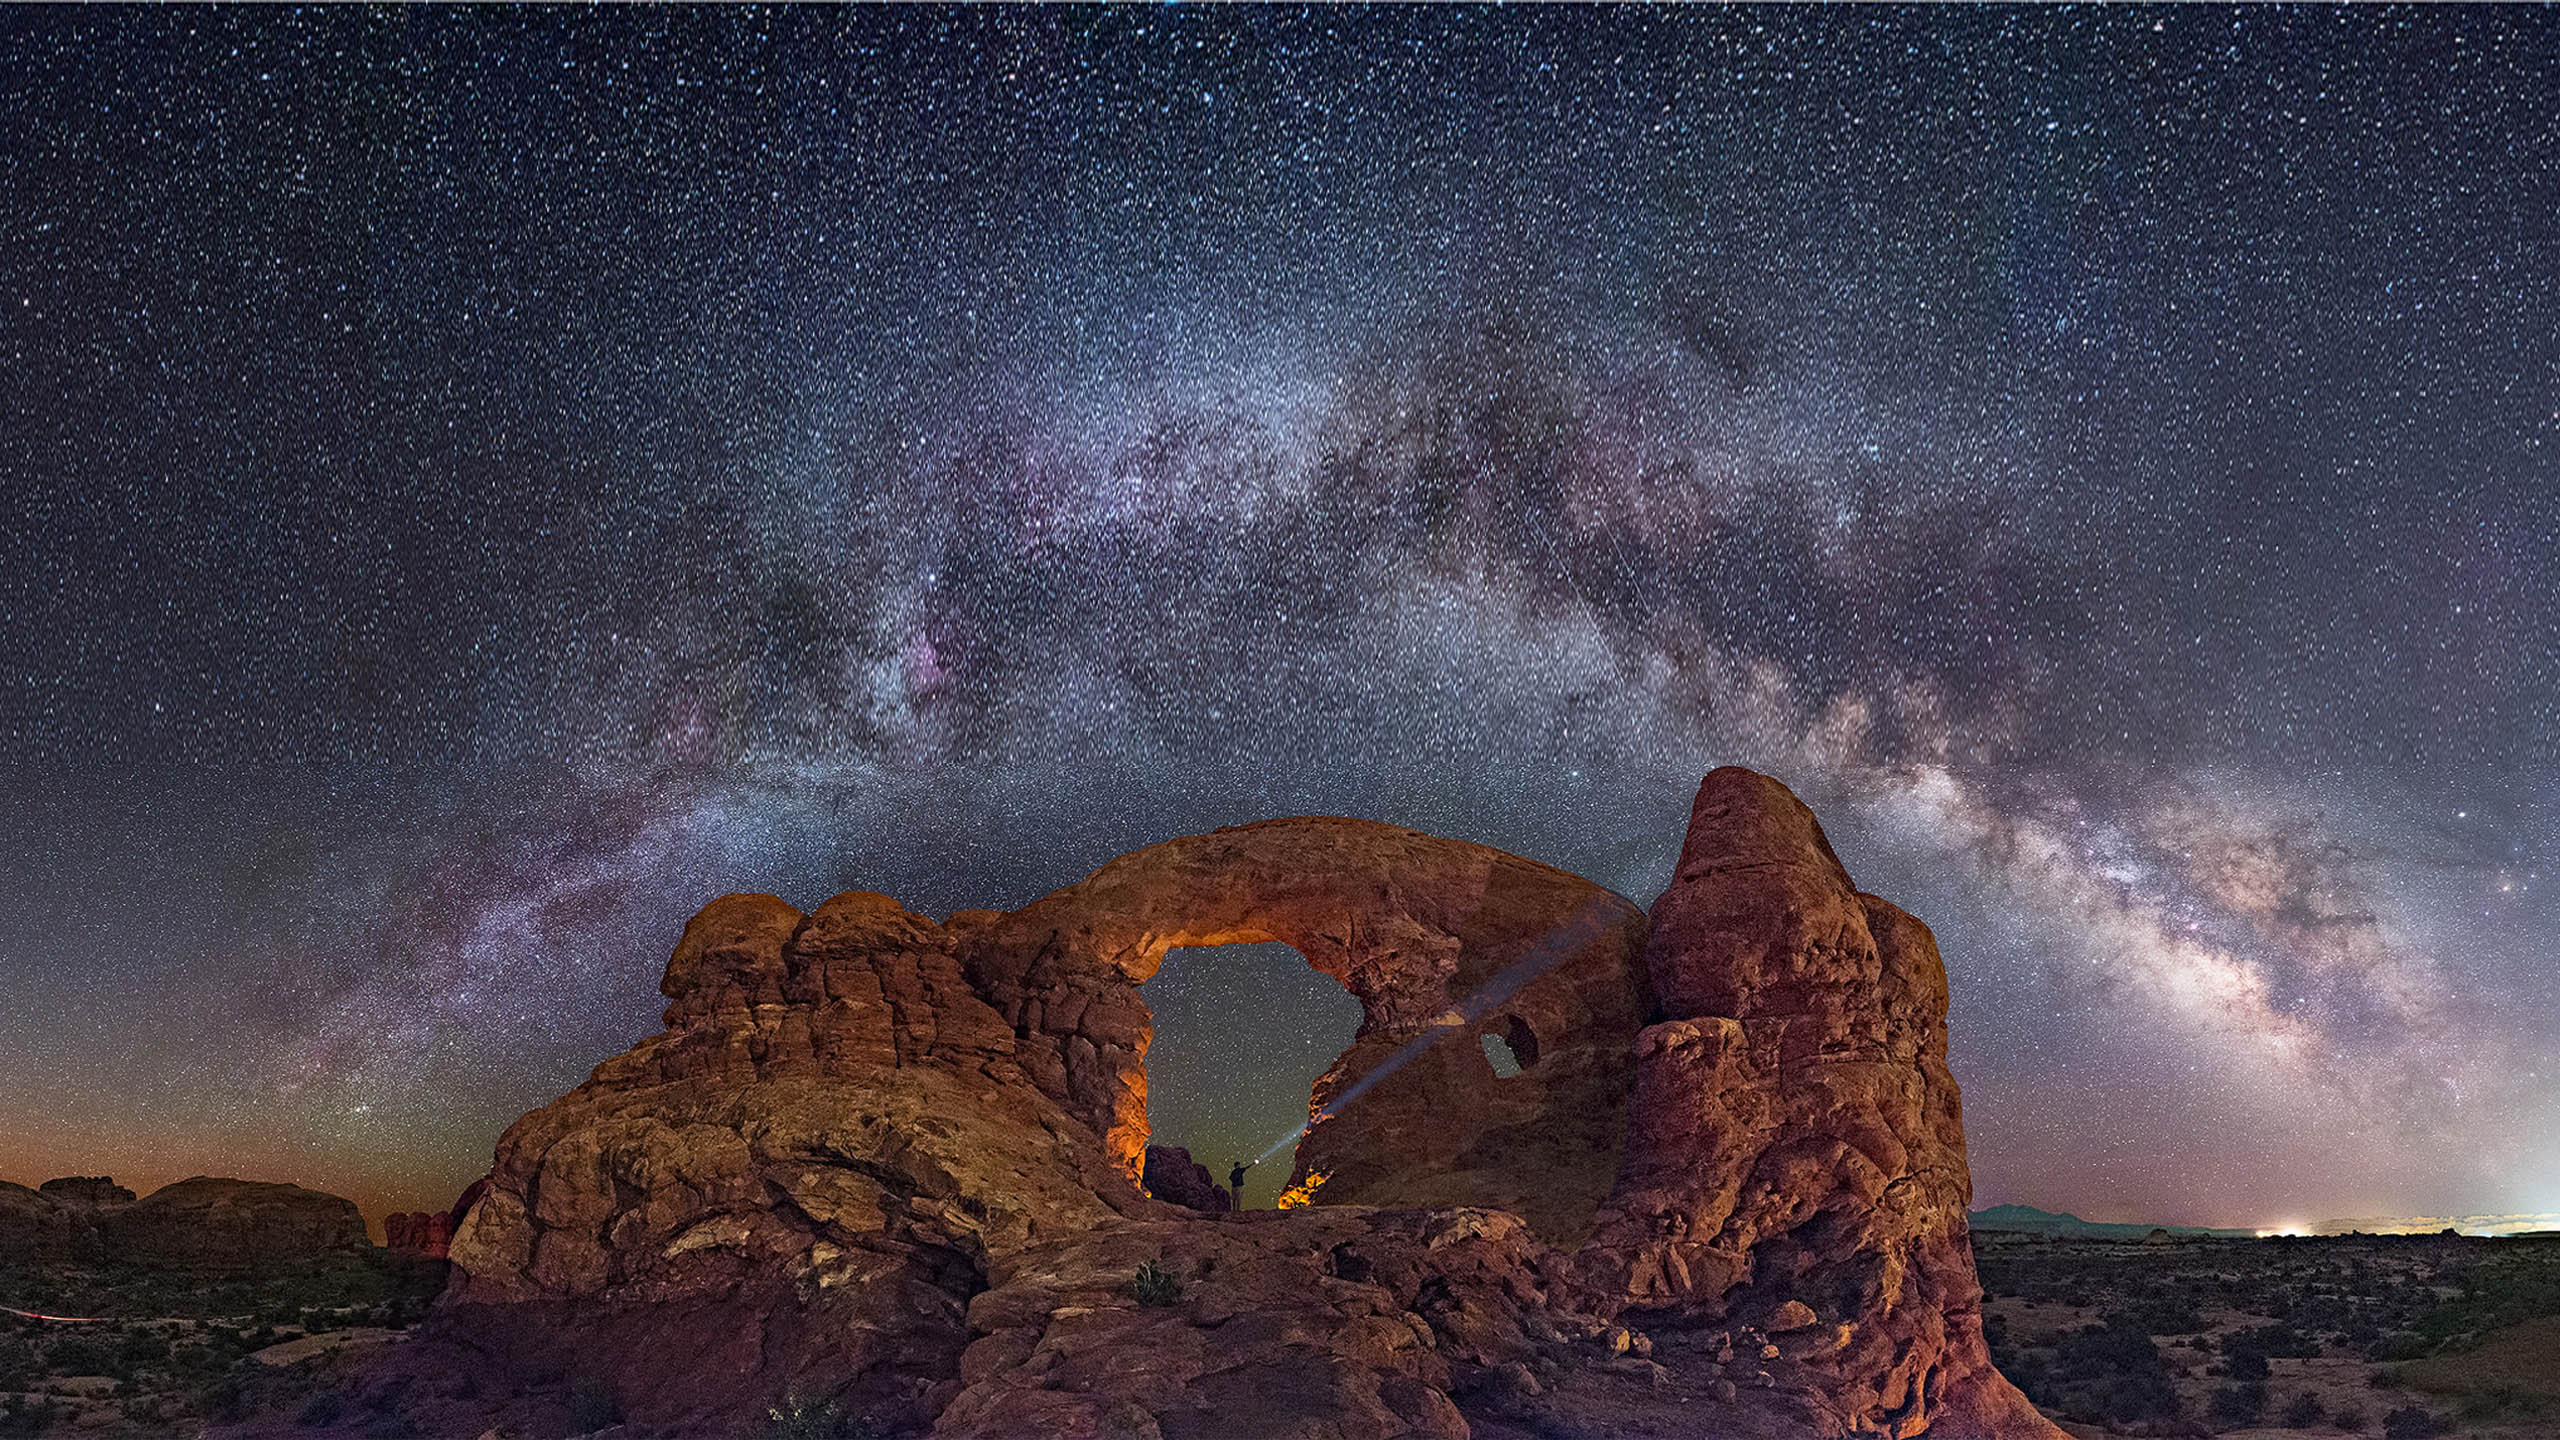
[1252,894,1631,1167]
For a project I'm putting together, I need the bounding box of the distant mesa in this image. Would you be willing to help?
[210,769,2064,1439]
[0,1174,368,1269]
[1968,1204,2256,1241]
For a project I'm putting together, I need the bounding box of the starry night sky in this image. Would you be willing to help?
[3,8,2556,1234]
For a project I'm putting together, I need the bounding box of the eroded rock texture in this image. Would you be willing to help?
[297,778,2055,1440]
[431,889,1136,1435]
[958,818,1653,1244]
[1577,768,2056,1438]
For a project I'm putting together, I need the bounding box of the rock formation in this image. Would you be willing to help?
[110,1178,369,1268]
[0,1179,89,1263]
[38,1175,135,1208]
[1575,767,2055,1438]
[1,1177,135,1263]
[383,1209,455,1257]
[278,773,2058,1439]
[385,1179,488,1258]
[421,888,1134,1436]
[1141,1145,1230,1214]
[952,818,1655,1244]
[0,1175,367,1269]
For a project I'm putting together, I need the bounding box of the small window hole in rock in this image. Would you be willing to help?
[1142,941,1362,1208]
[1479,1013,1539,1077]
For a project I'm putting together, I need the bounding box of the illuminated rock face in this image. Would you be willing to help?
[392,778,2055,1440]
[440,890,1134,1435]
[1578,768,2058,1438]
[953,816,1654,1244]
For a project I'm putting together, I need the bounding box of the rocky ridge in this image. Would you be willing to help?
[0,1175,368,1269]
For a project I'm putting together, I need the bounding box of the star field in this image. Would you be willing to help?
[2,8,2556,1232]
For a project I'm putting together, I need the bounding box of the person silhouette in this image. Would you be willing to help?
[1229,1159,1251,1207]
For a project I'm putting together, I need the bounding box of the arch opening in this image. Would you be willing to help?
[1480,1014,1540,1078]
[1140,941,1362,1209]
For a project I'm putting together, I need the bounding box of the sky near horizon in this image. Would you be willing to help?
[2,9,2555,1234]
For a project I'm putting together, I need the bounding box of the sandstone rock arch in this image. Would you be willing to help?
[354,775,2066,1440]
[948,816,1654,1243]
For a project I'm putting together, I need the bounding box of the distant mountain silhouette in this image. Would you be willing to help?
[1970,1204,2256,1239]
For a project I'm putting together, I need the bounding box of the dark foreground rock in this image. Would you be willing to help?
[223,770,2059,1439]
[1142,1144,1231,1214]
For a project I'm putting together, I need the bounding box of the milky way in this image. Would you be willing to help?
[3,9,2555,1231]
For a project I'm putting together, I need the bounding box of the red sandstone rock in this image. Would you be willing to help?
[386,1179,486,1258]
[959,817,1654,1244]
[934,1207,1559,1440]
[424,889,1135,1435]
[257,780,2055,1440]
[383,1210,456,1257]
[1576,767,2059,1438]
[448,1175,489,1229]
[1141,1145,1231,1213]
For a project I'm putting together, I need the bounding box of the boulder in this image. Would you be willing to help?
[1141,1145,1231,1214]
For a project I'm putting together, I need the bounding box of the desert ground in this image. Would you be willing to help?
[5,1229,2555,1438]
[0,1250,444,1436]
[1977,1229,2560,1439]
